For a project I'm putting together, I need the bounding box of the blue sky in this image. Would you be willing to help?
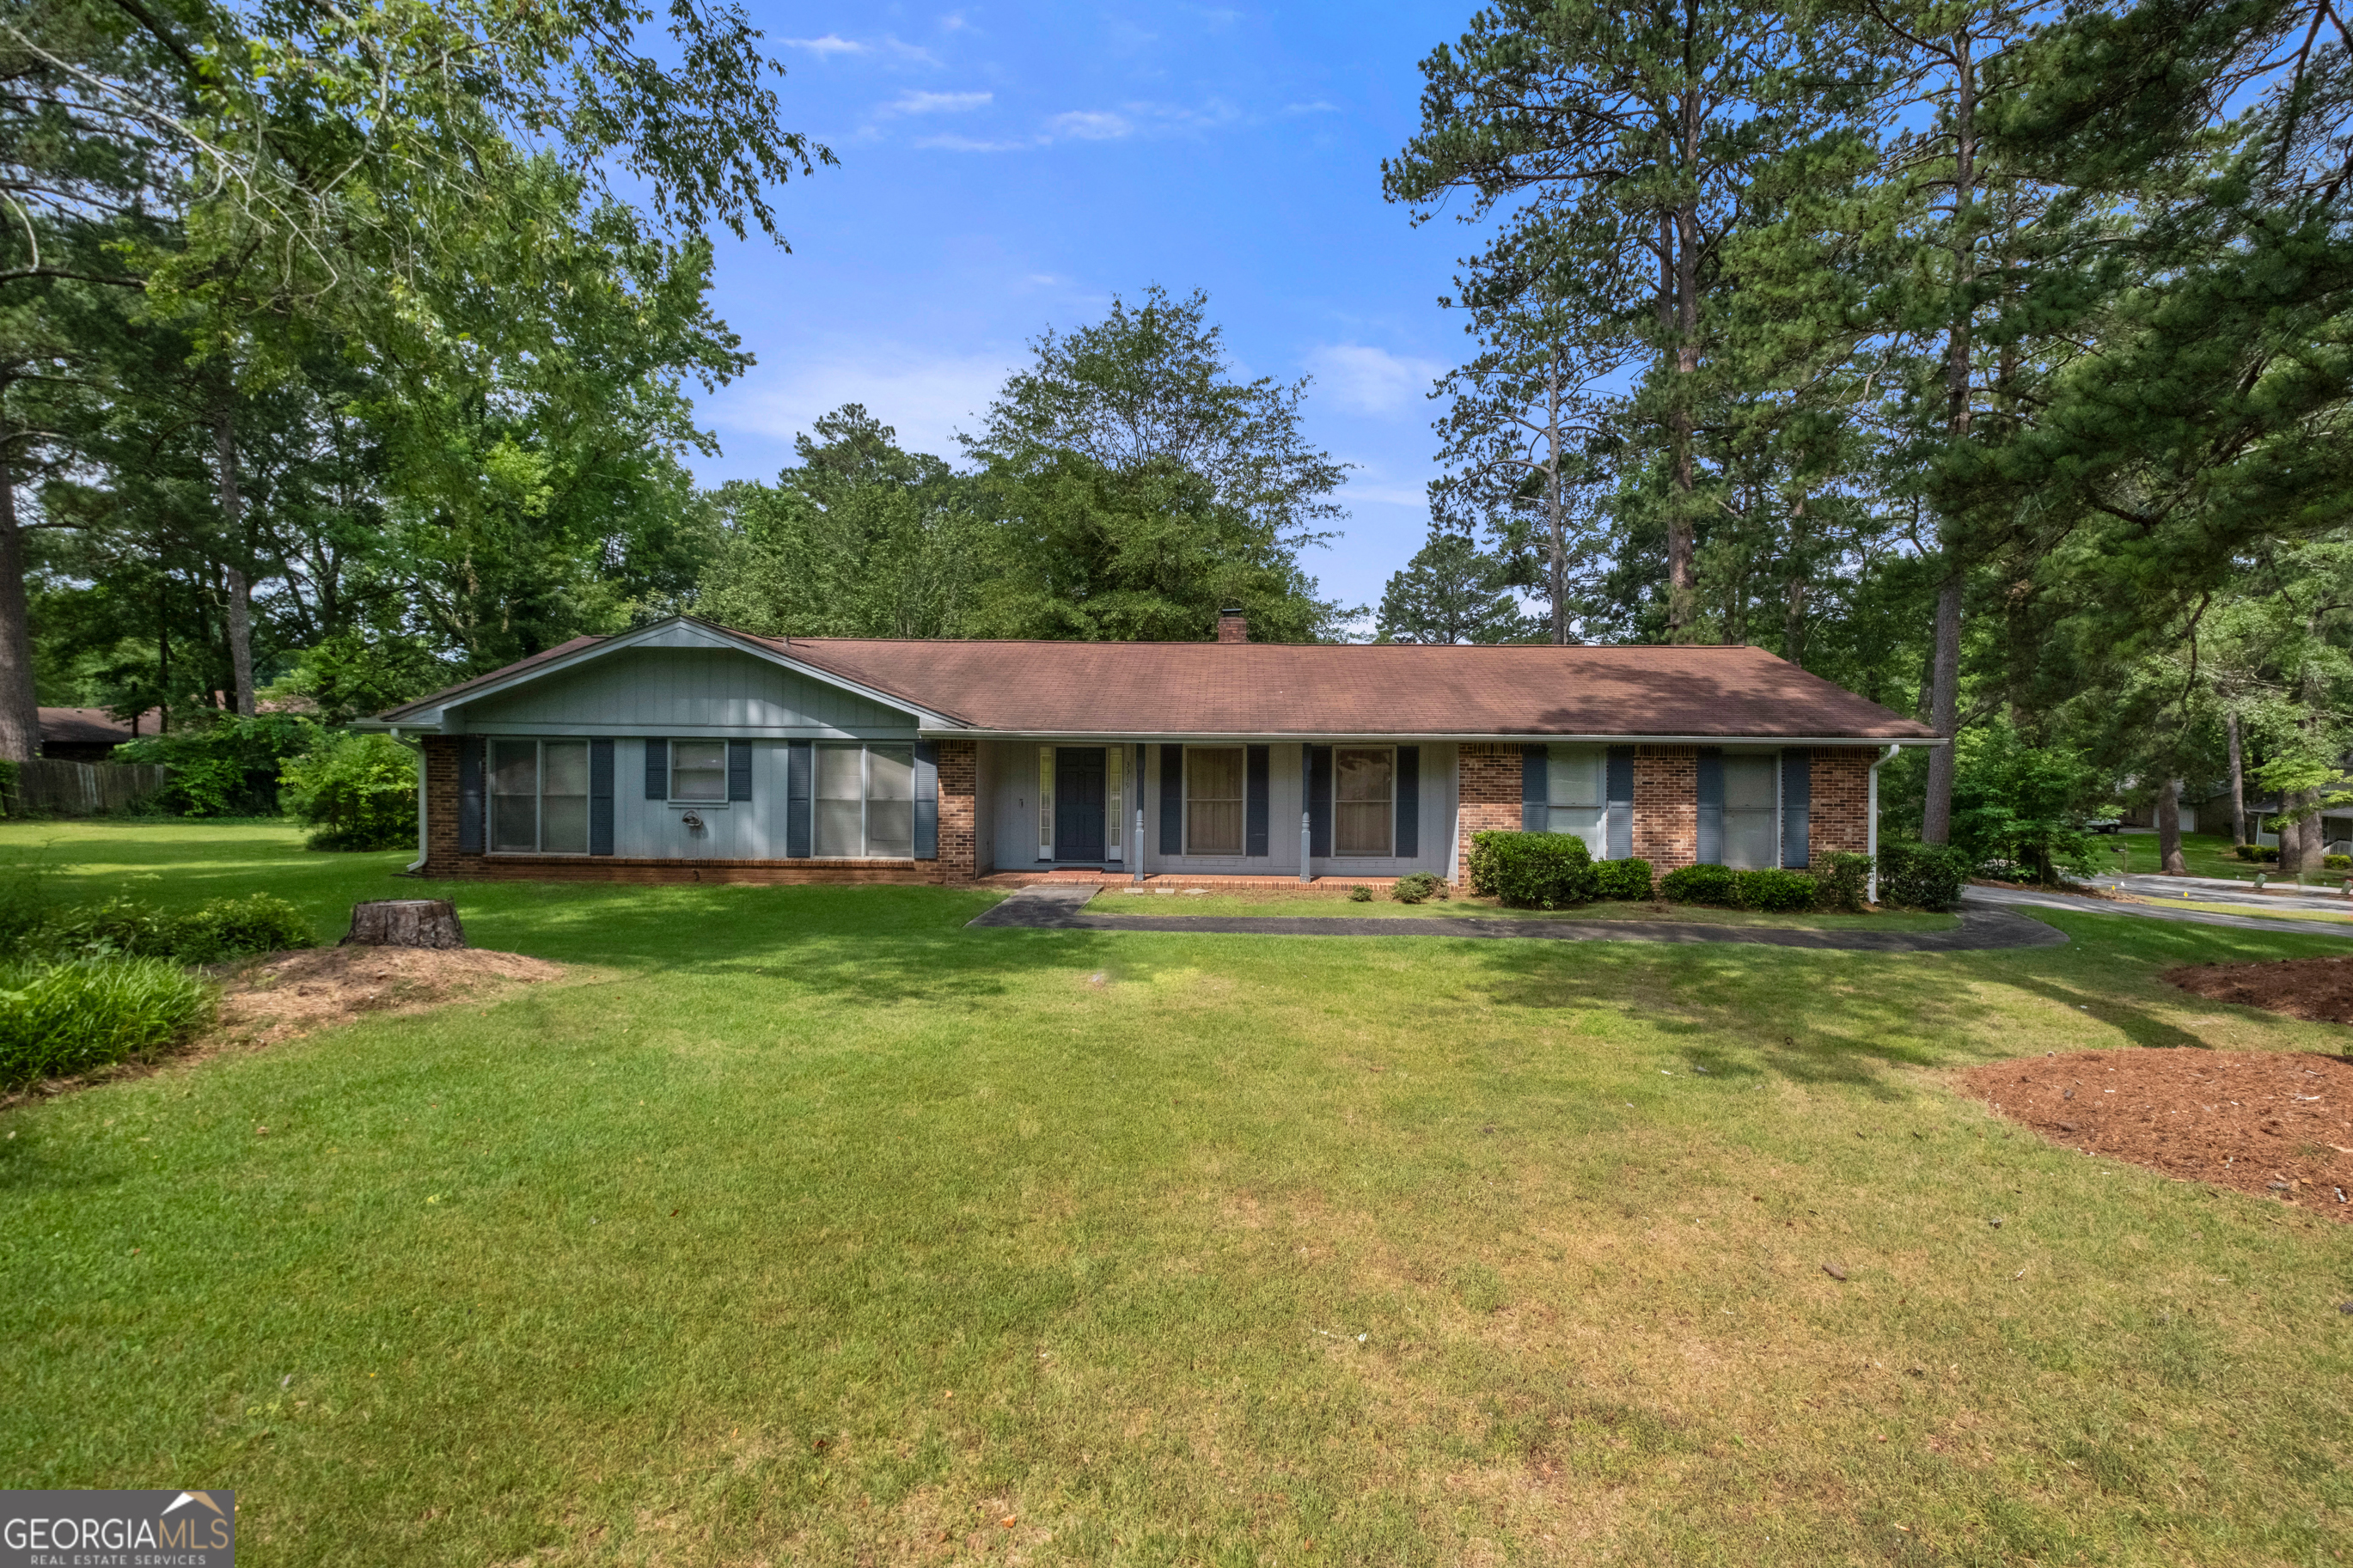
[689,0,1483,621]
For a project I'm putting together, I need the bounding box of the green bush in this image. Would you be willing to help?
[0,758,17,818]
[1592,857,1654,901]
[279,730,419,851]
[1389,872,1445,904]
[1659,863,1739,905]
[31,894,315,964]
[1466,831,1598,908]
[2327,854,2352,872]
[0,957,217,1088]
[1878,839,1970,912]
[1812,851,1873,912]
[1348,884,1373,902]
[116,712,322,816]
[1733,867,1818,912]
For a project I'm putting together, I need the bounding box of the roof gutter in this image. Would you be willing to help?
[388,725,428,874]
[1867,742,1901,903]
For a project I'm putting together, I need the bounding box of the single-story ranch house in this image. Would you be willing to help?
[360,611,1938,887]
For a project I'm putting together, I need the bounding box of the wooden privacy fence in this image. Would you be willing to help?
[6,759,171,816]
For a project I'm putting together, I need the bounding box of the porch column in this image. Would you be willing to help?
[1299,741,1312,883]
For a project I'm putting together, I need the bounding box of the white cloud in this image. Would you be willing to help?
[780,34,869,55]
[913,132,1040,153]
[880,89,993,115]
[1304,344,1447,418]
[709,347,1019,461]
[1281,100,1340,116]
[1047,109,1134,140]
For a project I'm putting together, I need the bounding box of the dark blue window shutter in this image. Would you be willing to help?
[727,741,753,802]
[785,741,813,857]
[1308,746,1333,858]
[457,737,486,853]
[1606,747,1635,860]
[589,739,615,856]
[1396,746,1421,857]
[1781,750,1812,869]
[644,738,668,800]
[1696,748,1725,864]
[1160,744,1183,855]
[1522,744,1548,831]
[913,740,939,860]
[1244,744,1270,857]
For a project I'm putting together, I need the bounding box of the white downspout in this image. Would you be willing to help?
[398,726,429,874]
[1867,743,1899,904]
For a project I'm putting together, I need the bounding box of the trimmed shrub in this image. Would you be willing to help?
[1733,867,1818,912]
[1466,831,1598,908]
[2234,843,2261,861]
[2327,854,2352,872]
[1812,851,1873,912]
[279,731,419,851]
[1878,839,1970,912]
[2256,845,2281,863]
[1592,857,1655,901]
[1659,863,1739,906]
[1348,884,1373,902]
[1389,872,1446,904]
[0,957,217,1088]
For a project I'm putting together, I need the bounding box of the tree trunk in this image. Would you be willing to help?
[214,405,257,717]
[2225,711,2246,845]
[343,899,467,949]
[0,446,39,763]
[2155,778,2185,876]
[2297,788,2331,876]
[1546,348,1568,645]
[1921,575,1963,843]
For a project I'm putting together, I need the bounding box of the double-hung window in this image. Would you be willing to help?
[1185,747,1245,856]
[816,742,914,858]
[1545,745,1607,854]
[490,739,590,854]
[1334,747,1394,857]
[1721,753,1779,869]
[669,741,728,802]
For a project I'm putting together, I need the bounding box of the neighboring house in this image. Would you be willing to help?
[36,707,160,761]
[358,611,1939,885]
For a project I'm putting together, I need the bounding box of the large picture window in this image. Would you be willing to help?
[1335,747,1394,857]
[1546,744,1606,854]
[1185,747,1245,856]
[490,739,589,854]
[816,743,914,858]
[1721,753,1779,869]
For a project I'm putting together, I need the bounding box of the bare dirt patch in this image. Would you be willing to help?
[2164,954,2353,1024]
[1959,1048,2353,1220]
[217,944,565,1044]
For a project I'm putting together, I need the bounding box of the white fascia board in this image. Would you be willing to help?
[375,617,963,733]
[920,729,1946,747]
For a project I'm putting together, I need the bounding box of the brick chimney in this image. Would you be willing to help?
[1216,607,1249,644]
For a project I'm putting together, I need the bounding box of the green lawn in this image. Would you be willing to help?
[4,821,2351,1565]
[1090,888,1959,930]
[2094,829,2264,882]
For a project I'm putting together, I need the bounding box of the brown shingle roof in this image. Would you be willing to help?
[761,636,1933,740]
[39,706,159,747]
[376,621,1934,741]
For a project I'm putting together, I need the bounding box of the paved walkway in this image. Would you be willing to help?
[2099,871,2353,915]
[1962,883,2353,938]
[970,883,2069,952]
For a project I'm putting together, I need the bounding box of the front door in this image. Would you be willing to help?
[1054,747,1107,863]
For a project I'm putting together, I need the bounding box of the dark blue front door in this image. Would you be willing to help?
[1054,747,1106,862]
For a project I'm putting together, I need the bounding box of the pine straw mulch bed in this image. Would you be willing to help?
[215,943,566,1046]
[1958,1046,2353,1221]
[2165,954,2353,1025]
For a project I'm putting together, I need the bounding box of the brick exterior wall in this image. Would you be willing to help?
[1808,747,1873,861]
[1454,743,1525,880]
[934,738,977,884]
[1633,746,1699,871]
[418,735,981,885]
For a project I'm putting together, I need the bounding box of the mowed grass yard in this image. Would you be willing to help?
[3,822,2351,1566]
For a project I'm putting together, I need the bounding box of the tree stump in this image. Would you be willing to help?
[342,899,467,949]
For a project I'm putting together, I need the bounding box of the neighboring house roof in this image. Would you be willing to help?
[38,706,158,748]
[370,619,1937,741]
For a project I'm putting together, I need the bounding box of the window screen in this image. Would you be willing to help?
[670,740,728,802]
[491,740,538,852]
[1186,747,1245,856]
[866,744,915,857]
[1335,747,1394,857]
[1722,753,1779,869]
[816,744,865,857]
[1546,744,1606,854]
[541,741,590,854]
